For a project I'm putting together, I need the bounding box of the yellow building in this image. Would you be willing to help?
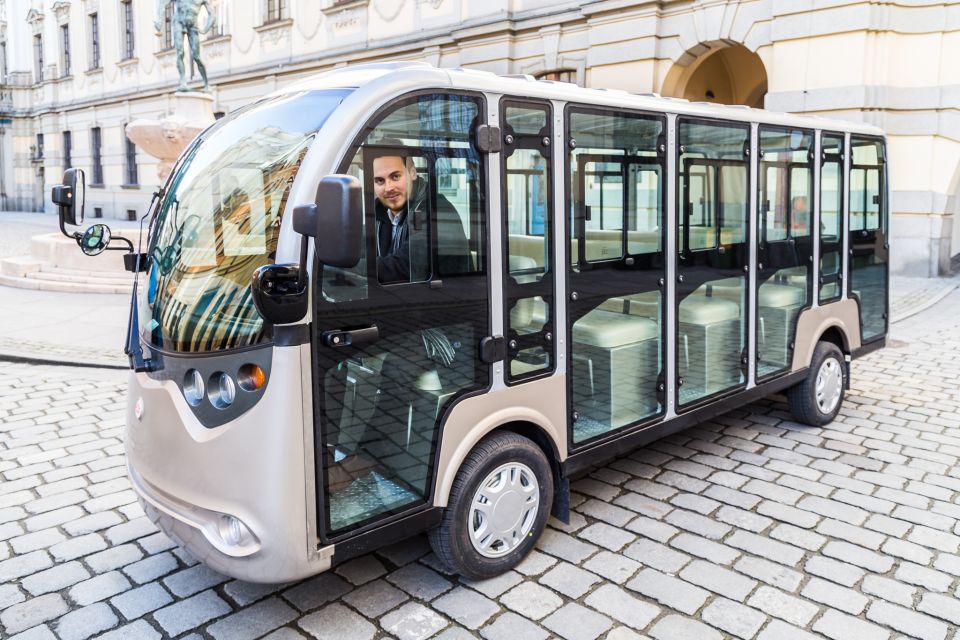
[0,0,956,275]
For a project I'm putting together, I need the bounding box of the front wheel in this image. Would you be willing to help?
[429,431,553,580]
[788,341,846,426]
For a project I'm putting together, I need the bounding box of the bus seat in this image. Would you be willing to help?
[571,309,659,430]
[701,279,744,305]
[679,296,739,325]
[678,295,741,398]
[758,283,804,308]
[598,298,628,314]
[508,234,547,267]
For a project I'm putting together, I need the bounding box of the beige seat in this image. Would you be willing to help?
[573,309,657,347]
[757,281,806,375]
[678,294,742,401]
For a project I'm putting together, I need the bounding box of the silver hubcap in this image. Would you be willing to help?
[469,462,540,558]
[815,357,843,414]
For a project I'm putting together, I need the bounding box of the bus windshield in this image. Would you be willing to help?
[141,89,352,353]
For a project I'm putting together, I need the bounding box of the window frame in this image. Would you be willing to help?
[89,12,101,70]
[263,0,287,24]
[757,124,815,244]
[121,0,136,60]
[819,131,845,304]
[90,127,104,186]
[124,128,139,186]
[33,34,44,83]
[63,131,72,171]
[60,24,71,77]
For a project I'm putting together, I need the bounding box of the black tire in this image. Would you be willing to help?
[429,431,553,580]
[788,341,846,426]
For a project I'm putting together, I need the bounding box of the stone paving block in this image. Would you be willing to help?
[626,568,709,615]
[801,577,869,614]
[670,532,740,565]
[334,555,387,586]
[479,612,548,640]
[298,602,376,640]
[0,583,25,609]
[648,614,722,640]
[461,570,522,599]
[431,586,498,630]
[867,600,948,640]
[746,585,819,627]
[862,574,915,607]
[222,580,289,608]
[624,516,678,543]
[499,581,562,620]
[54,602,118,640]
[726,530,805,566]
[623,538,690,572]
[812,610,891,640]
[578,499,635,527]
[0,550,52,582]
[0,593,69,635]
[103,518,157,545]
[162,563,229,598]
[110,582,173,620]
[665,508,730,540]
[93,620,162,640]
[380,601,448,640]
[282,573,352,612]
[514,550,557,576]
[577,522,635,551]
[582,550,641,584]
[701,597,766,639]
[895,562,953,592]
[583,583,659,630]
[538,562,600,599]
[122,551,178,585]
[68,570,131,606]
[756,619,821,640]
[22,506,84,533]
[206,596,298,640]
[679,559,757,602]
[385,562,452,601]
[541,602,612,640]
[152,589,232,637]
[50,533,107,562]
[85,543,143,574]
[21,560,90,595]
[536,529,599,564]
[804,555,866,587]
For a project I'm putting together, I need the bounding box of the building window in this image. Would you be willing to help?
[124,131,138,185]
[162,3,174,50]
[126,209,136,221]
[536,69,577,84]
[94,206,103,218]
[207,0,226,39]
[59,25,71,77]
[33,34,44,83]
[89,13,101,69]
[263,0,286,23]
[36,133,44,159]
[1,41,7,84]
[121,0,135,59]
[91,127,103,185]
[63,131,72,170]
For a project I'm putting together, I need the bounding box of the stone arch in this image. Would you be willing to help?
[661,41,768,108]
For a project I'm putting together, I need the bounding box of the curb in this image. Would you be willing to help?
[890,279,960,324]
[0,351,128,370]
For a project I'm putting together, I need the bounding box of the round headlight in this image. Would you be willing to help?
[207,372,236,409]
[183,369,204,406]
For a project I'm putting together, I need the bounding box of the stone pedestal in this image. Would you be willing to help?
[125,92,216,182]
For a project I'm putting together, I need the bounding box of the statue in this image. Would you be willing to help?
[154,0,215,92]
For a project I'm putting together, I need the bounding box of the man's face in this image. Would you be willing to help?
[373,156,416,213]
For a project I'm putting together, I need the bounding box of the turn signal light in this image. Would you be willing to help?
[238,364,266,392]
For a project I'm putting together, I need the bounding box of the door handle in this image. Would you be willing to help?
[322,325,379,348]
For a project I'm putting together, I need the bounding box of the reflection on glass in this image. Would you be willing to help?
[506,148,549,272]
[819,136,844,303]
[678,278,745,403]
[850,138,887,341]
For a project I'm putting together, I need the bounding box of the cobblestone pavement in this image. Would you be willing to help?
[3,290,960,640]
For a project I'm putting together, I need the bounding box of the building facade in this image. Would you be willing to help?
[0,0,957,276]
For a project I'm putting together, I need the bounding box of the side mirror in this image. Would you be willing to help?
[250,264,308,325]
[80,224,112,256]
[293,175,362,268]
[51,168,85,227]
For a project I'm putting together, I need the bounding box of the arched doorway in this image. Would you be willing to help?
[662,43,768,108]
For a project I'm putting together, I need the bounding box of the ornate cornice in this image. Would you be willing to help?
[26,7,44,35]
[52,1,71,24]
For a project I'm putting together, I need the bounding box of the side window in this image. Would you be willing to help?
[820,135,844,241]
[850,139,883,232]
[759,128,813,242]
[321,94,484,302]
[568,109,663,266]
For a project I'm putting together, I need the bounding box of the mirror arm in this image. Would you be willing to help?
[107,236,135,252]
[58,213,81,242]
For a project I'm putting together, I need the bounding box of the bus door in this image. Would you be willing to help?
[848,137,888,342]
[756,127,814,379]
[676,120,750,408]
[312,93,490,542]
[565,108,666,445]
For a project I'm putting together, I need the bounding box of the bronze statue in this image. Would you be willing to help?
[154,0,215,92]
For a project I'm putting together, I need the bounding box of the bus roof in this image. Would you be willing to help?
[280,61,885,138]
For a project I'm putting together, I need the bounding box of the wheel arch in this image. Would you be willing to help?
[791,300,862,371]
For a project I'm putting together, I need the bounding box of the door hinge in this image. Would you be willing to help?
[476,125,502,153]
[479,336,506,364]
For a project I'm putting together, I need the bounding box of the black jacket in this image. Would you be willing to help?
[375,177,472,284]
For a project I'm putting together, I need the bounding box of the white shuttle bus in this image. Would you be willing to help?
[51,62,889,582]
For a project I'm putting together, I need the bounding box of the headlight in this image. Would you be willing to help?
[207,372,236,409]
[183,369,204,406]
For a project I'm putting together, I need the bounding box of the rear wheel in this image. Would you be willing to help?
[429,431,552,580]
[788,341,846,425]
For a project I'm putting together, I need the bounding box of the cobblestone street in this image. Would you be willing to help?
[2,287,960,640]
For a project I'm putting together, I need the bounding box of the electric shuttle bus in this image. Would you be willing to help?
[52,61,889,583]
